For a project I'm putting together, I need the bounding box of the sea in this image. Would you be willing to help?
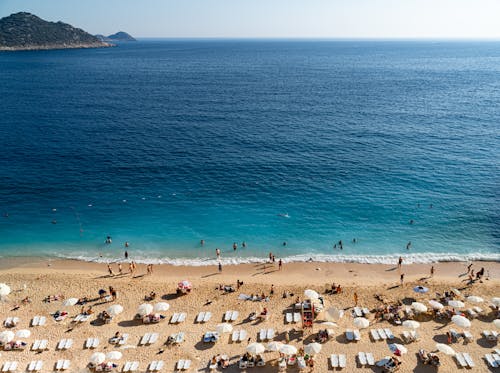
[0,40,499,265]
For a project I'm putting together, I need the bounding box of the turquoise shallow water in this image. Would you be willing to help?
[0,40,498,264]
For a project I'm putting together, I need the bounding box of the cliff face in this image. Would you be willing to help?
[0,12,112,51]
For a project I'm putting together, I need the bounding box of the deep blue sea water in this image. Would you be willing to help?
[0,40,499,264]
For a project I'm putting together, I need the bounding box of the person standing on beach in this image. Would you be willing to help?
[400,273,405,286]
[430,266,434,278]
[216,248,221,260]
[278,259,283,270]
[128,262,133,274]
[353,292,358,306]
[218,262,222,272]
[118,263,123,275]
[398,256,403,268]
[107,264,114,276]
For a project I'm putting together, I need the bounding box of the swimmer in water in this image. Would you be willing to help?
[278,213,290,218]
[406,241,411,250]
[233,242,237,251]
[409,219,414,224]
[283,241,287,246]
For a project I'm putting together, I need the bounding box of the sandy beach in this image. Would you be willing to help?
[0,259,498,372]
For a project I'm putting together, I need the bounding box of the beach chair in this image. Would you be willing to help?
[39,339,48,350]
[31,316,40,326]
[378,328,387,340]
[2,362,15,372]
[177,360,185,370]
[267,328,275,340]
[239,360,248,370]
[473,306,483,314]
[170,313,180,323]
[455,353,468,368]
[31,340,41,351]
[29,361,43,372]
[485,354,498,368]
[353,307,363,317]
[285,312,293,323]
[55,360,65,370]
[196,312,205,323]
[370,329,380,341]
[293,312,300,323]
[366,353,375,366]
[118,333,129,345]
[4,317,18,328]
[358,352,368,366]
[339,355,347,369]
[149,333,159,344]
[239,329,247,342]
[224,311,232,322]
[353,329,361,341]
[57,338,73,350]
[402,331,411,343]
[287,356,296,366]
[463,353,475,367]
[178,312,186,323]
[232,330,240,342]
[330,354,339,368]
[278,358,287,371]
[483,330,496,341]
[203,312,212,322]
[362,307,370,316]
[259,329,267,341]
[345,329,354,341]
[86,337,99,348]
[149,360,164,372]
[123,362,132,372]
[466,309,478,319]
[140,333,152,345]
[297,356,306,370]
[384,328,394,339]
[463,330,473,343]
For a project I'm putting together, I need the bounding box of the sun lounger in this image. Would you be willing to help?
[353,307,363,317]
[353,329,361,341]
[123,362,133,372]
[345,329,354,341]
[56,360,70,371]
[330,354,339,368]
[473,306,483,314]
[260,329,267,341]
[174,332,185,344]
[485,354,498,368]
[177,360,185,370]
[362,307,370,316]
[196,312,205,323]
[366,353,375,366]
[57,338,73,350]
[378,328,387,340]
[148,360,164,371]
[140,333,152,345]
[177,312,186,323]
[239,360,248,370]
[358,352,367,366]
[293,312,300,323]
[170,313,180,323]
[118,333,129,345]
[239,330,247,342]
[203,312,211,322]
[29,361,43,372]
[224,311,232,322]
[455,353,468,368]
[267,328,275,339]
[232,330,239,342]
[4,317,19,327]
[463,353,475,367]
[463,330,473,342]
[384,328,394,339]
[339,354,346,368]
[278,358,287,371]
[288,356,296,365]
[2,362,17,372]
[483,330,499,341]
[371,329,380,341]
[31,316,40,326]
[467,309,478,318]
[297,356,306,370]
[203,331,219,343]
[86,337,99,348]
[285,312,293,323]
[32,340,42,351]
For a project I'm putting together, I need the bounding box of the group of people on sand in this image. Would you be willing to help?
[107,261,150,277]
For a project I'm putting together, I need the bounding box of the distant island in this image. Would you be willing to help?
[0,12,112,51]
[96,31,136,42]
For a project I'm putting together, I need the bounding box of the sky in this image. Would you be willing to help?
[1,0,500,39]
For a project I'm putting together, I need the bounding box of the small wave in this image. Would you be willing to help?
[56,252,500,266]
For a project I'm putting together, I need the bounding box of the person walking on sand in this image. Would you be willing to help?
[353,292,358,306]
[278,259,283,271]
[128,262,133,274]
[430,266,434,278]
[400,273,405,286]
[216,248,221,260]
[107,264,114,276]
[398,256,403,268]
[118,263,123,275]
[218,262,222,272]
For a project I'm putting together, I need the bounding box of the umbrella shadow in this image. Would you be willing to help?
[117,319,142,328]
[161,293,179,301]
[431,334,448,344]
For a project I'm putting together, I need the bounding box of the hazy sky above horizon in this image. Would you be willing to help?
[1,0,500,39]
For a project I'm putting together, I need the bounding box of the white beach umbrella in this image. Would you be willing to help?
[0,331,14,344]
[436,343,455,356]
[324,307,344,322]
[153,302,170,312]
[0,283,11,296]
[448,300,465,309]
[89,352,106,365]
[216,323,233,334]
[107,304,124,317]
[62,298,79,307]
[493,319,500,329]
[267,341,283,351]
[304,342,322,355]
[304,289,319,299]
[320,321,337,327]
[428,300,444,310]
[353,317,369,329]
[15,329,30,339]
[451,288,461,296]
[411,302,428,313]
[389,343,407,355]
[137,303,153,316]
[491,297,500,307]
[452,315,471,329]
[279,344,298,355]
[247,342,265,355]
[106,351,122,360]
[402,320,420,330]
[466,296,484,304]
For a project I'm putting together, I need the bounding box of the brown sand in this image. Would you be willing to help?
[0,259,498,372]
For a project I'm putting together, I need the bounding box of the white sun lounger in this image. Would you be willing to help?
[345,329,354,341]
[259,329,267,341]
[466,309,478,318]
[149,360,164,371]
[285,312,293,323]
[463,330,473,342]
[330,354,339,368]
[338,354,346,368]
[366,353,375,366]
[378,328,387,340]
[384,328,394,339]
[86,337,99,348]
[353,329,361,341]
[203,312,211,322]
[473,306,483,313]
[485,354,498,368]
[28,361,43,372]
[31,316,40,326]
[358,352,367,366]
[171,313,180,323]
[118,333,129,345]
[224,311,232,321]
[149,333,159,344]
[353,307,363,317]
[462,353,475,367]
[239,330,247,342]
[140,333,151,345]
[177,359,191,370]
[33,339,47,350]
[293,312,300,323]
[2,362,17,372]
[370,329,380,341]
[56,360,70,371]
[196,312,205,323]
[232,330,239,342]
[174,332,185,344]
[57,338,73,350]
[362,307,370,315]
[4,317,19,327]
[267,328,275,340]
[455,353,468,368]
[178,312,186,323]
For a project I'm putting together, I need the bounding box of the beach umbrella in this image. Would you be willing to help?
[106,351,122,360]
[0,331,14,344]
[451,288,461,296]
[413,286,429,294]
[320,321,337,327]
[448,300,465,309]
[304,289,319,299]
[247,343,265,355]
[304,342,322,355]
[216,323,233,334]
[436,343,455,356]
[153,302,170,312]
[62,298,79,307]
[107,304,124,317]
[402,320,420,330]
[353,317,369,329]
[279,344,298,355]
[137,303,153,316]
[89,352,106,365]
[428,300,444,310]
[15,329,30,339]
[178,280,192,290]
[324,307,344,322]
[452,315,471,328]
[267,341,283,351]
[411,302,428,313]
[0,283,11,296]
[493,319,500,329]
[466,296,484,303]
[491,297,500,307]
[388,343,407,355]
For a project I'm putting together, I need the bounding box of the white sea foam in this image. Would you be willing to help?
[57,252,500,266]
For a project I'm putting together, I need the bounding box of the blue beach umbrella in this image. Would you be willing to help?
[413,286,429,294]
